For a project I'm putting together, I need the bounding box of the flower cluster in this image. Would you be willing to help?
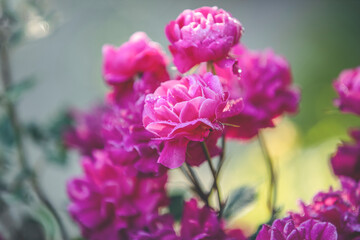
[213,44,300,139]
[256,218,337,240]
[67,151,169,239]
[65,5,301,240]
[180,199,246,240]
[254,65,360,240]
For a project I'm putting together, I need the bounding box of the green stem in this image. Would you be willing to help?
[206,61,217,75]
[201,141,223,217]
[180,165,209,206]
[0,17,69,240]
[258,131,277,219]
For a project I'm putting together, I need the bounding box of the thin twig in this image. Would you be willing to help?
[201,141,223,217]
[258,131,277,219]
[0,16,69,240]
[180,165,209,206]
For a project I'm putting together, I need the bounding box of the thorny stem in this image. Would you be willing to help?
[258,131,277,219]
[0,11,69,240]
[201,141,223,217]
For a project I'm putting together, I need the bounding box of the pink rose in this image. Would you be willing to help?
[102,32,169,105]
[213,44,300,139]
[331,129,360,181]
[165,6,243,73]
[67,151,168,240]
[142,73,227,168]
[64,105,107,156]
[333,66,360,115]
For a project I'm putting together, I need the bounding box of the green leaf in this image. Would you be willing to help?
[47,110,73,138]
[0,115,15,147]
[12,216,45,240]
[34,206,56,240]
[12,182,33,204]
[223,186,257,220]
[169,191,185,221]
[5,77,36,103]
[26,122,46,143]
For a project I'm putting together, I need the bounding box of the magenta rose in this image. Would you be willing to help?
[142,73,227,168]
[331,129,360,181]
[180,198,247,240]
[129,214,178,240]
[213,44,300,139]
[64,105,107,156]
[256,218,337,240]
[102,32,169,105]
[102,97,166,176]
[290,177,360,240]
[165,6,243,73]
[333,66,360,115]
[67,151,168,240]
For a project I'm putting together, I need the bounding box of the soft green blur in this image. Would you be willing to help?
[12,0,360,237]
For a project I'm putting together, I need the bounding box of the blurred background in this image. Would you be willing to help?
[2,0,360,238]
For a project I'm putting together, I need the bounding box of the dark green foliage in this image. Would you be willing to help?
[223,186,257,220]
[169,191,185,221]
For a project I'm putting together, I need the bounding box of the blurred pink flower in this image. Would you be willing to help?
[129,214,178,240]
[331,129,360,181]
[67,151,168,240]
[180,198,246,240]
[64,105,107,156]
[256,218,337,240]
[142,73,227,168]
[102,96,166,176]
[333,66,360,115]
[165,6,243,73]
[214,44,300,139]
[102,32,169,105]
[290,177,360,240]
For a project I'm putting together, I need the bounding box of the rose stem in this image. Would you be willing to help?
[258,131,277,219]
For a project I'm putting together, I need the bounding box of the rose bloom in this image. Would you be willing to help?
[331,129,360,181]
[256,218,337,240]
[166,6,243,73]
[290,177,360,240]
[129,214,178,240]
[67,151,168,240]
[103,32,169,105]
[213,44,300,139]
[102,96,166,176]
[142,73,227,168]
[333,66,360,115]
[180,199,247,240]
[64,105,107,156]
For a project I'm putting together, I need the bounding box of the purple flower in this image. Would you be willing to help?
[165,6,243,73]
[290,177,360,240]
[214,44,300,139]
[333,66,360,115]
[102,96,166,176]
[67,150,168,240]
[180,198,247,240]
[129,214,178,240]
[142,73,227,169]
[102,32,169,105]
[331,129,360,181]
[256,218,337,240]
[64,105,107,156]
